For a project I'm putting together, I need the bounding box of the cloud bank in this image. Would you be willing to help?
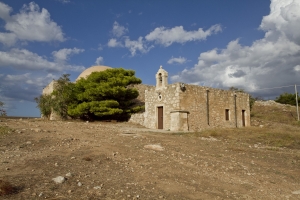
[0,2,65,46]
[52,48,85,63]
[107,22,221,56]
[0,2,85,111]
[167,56,187,64]
[145,25,222,47]
[171,0,300,97]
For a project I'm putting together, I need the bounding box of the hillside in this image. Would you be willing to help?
[0,101,300,199]
[189,100,300,150]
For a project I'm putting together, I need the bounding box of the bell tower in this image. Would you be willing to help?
[156,65,168,89]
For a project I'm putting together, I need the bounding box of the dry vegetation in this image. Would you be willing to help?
[0,101,300,199]
[177,101,300,150]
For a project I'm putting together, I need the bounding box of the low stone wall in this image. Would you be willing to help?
[129,84,155,104]
[128,84,154,126]
[128,113,145,126]
[255,100,292,107]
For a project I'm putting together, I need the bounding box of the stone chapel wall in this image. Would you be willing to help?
[131,81,250,131]
[143,83,181,130]
[128,84,155,125]
[179,85,250,131]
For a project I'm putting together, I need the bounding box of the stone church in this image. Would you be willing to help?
[43,65,250,131]
[130,66,250,131]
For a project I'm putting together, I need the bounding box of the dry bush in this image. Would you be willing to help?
[0,126,12,135]
[176,102,300,149]
[252,103,299,125]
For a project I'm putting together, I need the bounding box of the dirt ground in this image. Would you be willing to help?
[0,118,300,199]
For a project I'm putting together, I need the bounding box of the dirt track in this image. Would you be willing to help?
[1,118,300,199]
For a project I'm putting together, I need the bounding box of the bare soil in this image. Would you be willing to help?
[1,113,300,199]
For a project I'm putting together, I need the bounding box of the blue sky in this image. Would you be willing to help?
[0,0,299,117]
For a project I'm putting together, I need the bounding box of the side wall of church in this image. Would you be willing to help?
[179,85,250,131]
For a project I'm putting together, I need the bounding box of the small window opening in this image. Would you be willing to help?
[158,73,162,83]
[225,109,230,121]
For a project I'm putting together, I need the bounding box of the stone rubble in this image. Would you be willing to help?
[52,176,66,184]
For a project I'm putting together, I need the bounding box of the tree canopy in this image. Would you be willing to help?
[35,69,142,120]
[68,68,142,120]
[275,93,300,106]
[35,74,73,119]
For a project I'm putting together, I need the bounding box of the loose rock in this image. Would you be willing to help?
[292,190,300,194]
[144,144,164,151]
[52,176,66,184]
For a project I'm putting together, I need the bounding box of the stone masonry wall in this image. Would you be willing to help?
[128,112,144,125]
[128,84,155,125]
[143,83,181,130]
[179,85,250,131]
[139,83,250,131]
[130,84,155,104]
[42,80,56,95]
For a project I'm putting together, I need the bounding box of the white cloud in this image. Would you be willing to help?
[0,32,17,46]
[167,56,187,64]
[145,24,222,46]
[0,48,85,72]
[107,22,220,57]
[57,0,71,3]
[0,2,65,46]
[294,65,300,71]
[260,0,300,45]
[0,72,57,103]
[108,36,152,56]
[112,21,128,37]
[107,38,123,47]
[0,2,12,21]
[124,37,153,56]
[98,44,104,50]
[95,56,104,65]
[171,0,300,97]
[52,48,84,62]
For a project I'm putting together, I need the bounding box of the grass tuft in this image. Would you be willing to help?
[0,126,12,135]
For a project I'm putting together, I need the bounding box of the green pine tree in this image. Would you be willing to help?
[68,68,143,120]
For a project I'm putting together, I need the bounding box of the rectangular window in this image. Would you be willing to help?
[242,110,246,126]
[225,109,230,121]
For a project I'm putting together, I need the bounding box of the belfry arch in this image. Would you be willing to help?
[156,65,168,89]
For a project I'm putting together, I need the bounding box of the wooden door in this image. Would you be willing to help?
[158,106,163,129]
[242,110,245,127]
